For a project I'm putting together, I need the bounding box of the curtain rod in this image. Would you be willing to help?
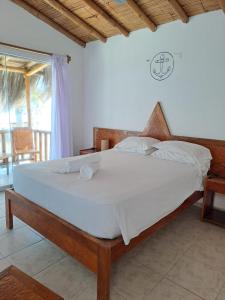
[0,41,71,64]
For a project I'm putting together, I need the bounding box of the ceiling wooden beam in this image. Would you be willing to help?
[167,0,189,23]
[0,65,26,74]
[218,0,225,13]
[126,0,157,32]
[25,61,36,69]
[83,0,129,37]
[42,0,107,42]
[10,0,86,47]
[26,63,49,77]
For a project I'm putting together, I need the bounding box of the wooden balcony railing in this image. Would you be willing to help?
[0,129,51,162]
[33,130,51,161]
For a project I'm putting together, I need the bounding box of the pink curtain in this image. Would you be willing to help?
[50,55,73,160]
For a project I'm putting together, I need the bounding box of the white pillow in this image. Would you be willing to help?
[152,149,194,164]
[153,140,212,160]
[152,140,212,176]
[114,136,159,155]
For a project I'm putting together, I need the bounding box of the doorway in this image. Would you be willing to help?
[0,54,52,190]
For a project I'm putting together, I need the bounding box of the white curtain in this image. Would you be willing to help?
[50,55,73,160]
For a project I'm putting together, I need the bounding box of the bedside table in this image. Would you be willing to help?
[80,147,98,155]
[201,176,225,227]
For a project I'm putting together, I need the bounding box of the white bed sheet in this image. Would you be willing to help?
[13,150,203,245]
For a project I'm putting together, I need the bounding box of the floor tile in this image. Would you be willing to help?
[0,193,6,218]
[148,222,195,253]
[185,237,225,275]
[146,279,203,300]
[131,234,181,275]
[0,218,8,237]
[0,258,12,272]
[0,204,5,218]
[112,258,161,299]
[167,256,225,300]
[0,193,4,205]
[196,222,225,246]
[14,217,26,228]
[0,217,25,237]
[28,227,46,240]
[168,208,212,241]
[8,239,65,276]
[72,280,126,300]
[35,256,94,300]
[217,284,225,300]
[0,226,42,257]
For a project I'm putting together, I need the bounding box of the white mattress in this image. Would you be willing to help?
[13,150,203,245]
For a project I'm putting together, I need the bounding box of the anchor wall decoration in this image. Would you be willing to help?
[150,52,174,81]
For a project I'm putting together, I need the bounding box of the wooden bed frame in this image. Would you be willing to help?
[5,102,225,300]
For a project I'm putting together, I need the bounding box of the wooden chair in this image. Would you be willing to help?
[12,128,39,163]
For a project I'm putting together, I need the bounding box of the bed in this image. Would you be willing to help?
[13,149,203,244]
[5,103,225,300]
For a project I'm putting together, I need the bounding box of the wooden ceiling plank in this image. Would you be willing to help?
[126,0,157,32]
[167,0,189,23]
[10,0,86,47]
[218,0,225,13]
[83,0,129,36]
[26,63,49,77]
[42,0,107,42]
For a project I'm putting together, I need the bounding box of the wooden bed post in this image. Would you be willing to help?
[201,190,214,221]
[5,195,13,229]
[97,245,111,300]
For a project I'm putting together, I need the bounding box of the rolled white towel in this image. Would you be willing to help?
[53,153,101,174]
[80,162,100,179]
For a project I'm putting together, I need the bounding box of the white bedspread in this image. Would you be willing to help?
[13,150,203,245]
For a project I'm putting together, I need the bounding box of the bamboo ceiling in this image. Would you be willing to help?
[11,0,225,47]
[0,55,48,76]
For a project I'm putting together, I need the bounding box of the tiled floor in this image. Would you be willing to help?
[0,192,225,300]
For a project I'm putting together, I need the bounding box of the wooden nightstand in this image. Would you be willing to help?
[80,147,98,155]
[201,176,225,227]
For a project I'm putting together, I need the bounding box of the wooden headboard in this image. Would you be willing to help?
[93,102,225,178]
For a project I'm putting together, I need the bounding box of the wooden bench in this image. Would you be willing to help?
[0,265,63,300]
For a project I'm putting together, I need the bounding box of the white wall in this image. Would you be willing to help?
[84,10,225,209]
[84,10,225,147]
[0,0,84,154]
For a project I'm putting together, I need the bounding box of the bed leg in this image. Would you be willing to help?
[201,190,214,221]
[97,245,111,300]
[5,196,13,230]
